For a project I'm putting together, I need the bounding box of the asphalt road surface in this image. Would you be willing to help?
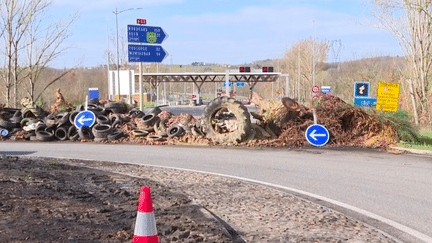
[1,142,431,242]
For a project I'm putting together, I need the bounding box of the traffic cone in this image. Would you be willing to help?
[133,186,159,243]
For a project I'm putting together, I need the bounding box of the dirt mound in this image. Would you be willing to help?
[260,94,398,148]
[48,88,73,113]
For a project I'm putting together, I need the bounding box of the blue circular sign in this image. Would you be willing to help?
[305,124,330,146]
[74,111,96,129]
[1,129,9,137]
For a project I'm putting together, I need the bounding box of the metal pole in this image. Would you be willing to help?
[115,8,120,101]
[285,74,289,97]
[225,69,230,97]
[106,19,111,100]
[139,62,143,111]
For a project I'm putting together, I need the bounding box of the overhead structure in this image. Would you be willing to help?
[135,72,281,104]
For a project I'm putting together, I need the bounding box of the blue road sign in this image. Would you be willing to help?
[354,82,370,98]
[354,98,377,107]
[127,25,168,44]
[74,110,96,129]
[128,45,168,63]
[236,82,245,87]
[223,82,232,87]
[305,124,330,146]
[0,129,9,137]
[89,88,99,100]
[321,86,331,94]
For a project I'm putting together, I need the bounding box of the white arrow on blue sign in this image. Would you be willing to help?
[74,111,96,129]
[236,82,245,87]
[305,124,330,146]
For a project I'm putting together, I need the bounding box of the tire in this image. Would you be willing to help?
[202,97,251,143]
[24,131,36,140]
[168,126,184,138]
[92,124,112,139]
[20,118,38,128]
[21,108,36,118]
[76,104,85,112]
[147,135,164,142]
[142,113,159,126]
[68,126,80,141]
[146,107,162,116]
[0,118,15,130]
[56,112,70,127]
[54,126,69,141]
[69,111,79,125]
[132,130,149,137]
[35,130,55,141]
[107,130,124,140]
[88,98,99,106]
[35,123,47,133]
[104,102,127,114]
[97,115,110,125]
[78,125,94,140]
[109,113,121,127]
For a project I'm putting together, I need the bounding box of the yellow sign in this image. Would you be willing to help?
[376,82,400,112]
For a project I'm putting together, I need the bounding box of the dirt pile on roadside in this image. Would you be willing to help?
[0,155,231,243]
[48,88,74,113]
[258,94,398,148]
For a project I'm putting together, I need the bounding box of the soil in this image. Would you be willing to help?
[0,155,398,243]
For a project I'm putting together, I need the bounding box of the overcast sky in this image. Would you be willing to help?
[50,0,402,68]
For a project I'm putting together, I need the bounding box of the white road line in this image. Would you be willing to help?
[27,155,432,243]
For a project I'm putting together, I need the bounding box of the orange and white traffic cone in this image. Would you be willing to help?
[133,186,159,243]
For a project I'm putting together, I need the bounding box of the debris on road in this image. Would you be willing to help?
[0,91,399,149]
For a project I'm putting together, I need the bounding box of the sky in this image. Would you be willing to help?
[49,0,403,68]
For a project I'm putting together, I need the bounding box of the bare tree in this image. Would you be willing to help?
[281,39,329,100]
[0,0,79,107]
[367,0,432,125]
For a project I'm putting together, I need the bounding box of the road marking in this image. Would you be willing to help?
[135,164,432,243]
[24,154,432,243]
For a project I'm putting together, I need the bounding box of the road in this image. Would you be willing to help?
[1,142,431,242]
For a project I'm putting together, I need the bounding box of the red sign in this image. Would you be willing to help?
[312,85,320,93]
[137,19,146,25]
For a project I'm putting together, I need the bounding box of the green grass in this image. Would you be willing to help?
[398,130,432,150]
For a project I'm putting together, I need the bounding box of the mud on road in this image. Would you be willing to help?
[0,155,398,243]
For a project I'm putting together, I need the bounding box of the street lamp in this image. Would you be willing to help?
[113,7,142,101]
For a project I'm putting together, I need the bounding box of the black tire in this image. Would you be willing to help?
[68,126,80,141]
[142,113,159,126]
[55,126,69,141]
[168,126,184,138]
[142,125,155,133]
[76,104,85,112]
[92,124,112,139]
[0,118,15,130]
[132,130,149,137]
[35,130,55,141]
[20,118,38,128]
[35,123,47,132]
[69,111,79,125]
[107,130,124,140]
[56,112,70,127]
[78,125,94,140]
[147,135,164,142]
[21,108,36,118]
[97,115,110,125]
[104,102,127,114]
[202,97,251,143]
[45,126,56,135]
[146,106,162,116]
[88,98,99,106]
[44,114,57,128]
[24,131,36,140]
